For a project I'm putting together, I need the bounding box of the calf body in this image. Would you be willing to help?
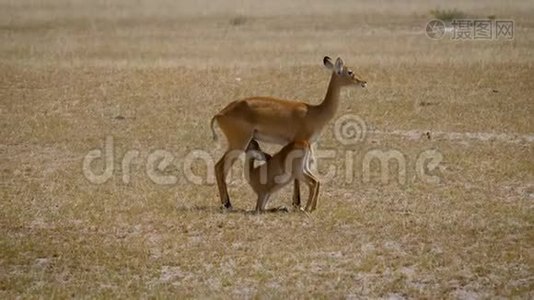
[245,140,320,213]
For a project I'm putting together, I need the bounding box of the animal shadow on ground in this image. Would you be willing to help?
[174,205,293,215]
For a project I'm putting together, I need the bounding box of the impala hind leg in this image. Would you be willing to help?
[215,151,240,209]
[214,120,253,209]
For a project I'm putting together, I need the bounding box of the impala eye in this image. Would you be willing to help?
[348,70,353,75]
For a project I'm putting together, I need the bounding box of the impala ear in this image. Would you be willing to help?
[334,57,344,75]
[323,56,334,70]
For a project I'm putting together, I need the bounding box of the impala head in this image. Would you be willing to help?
[323,56,367,88]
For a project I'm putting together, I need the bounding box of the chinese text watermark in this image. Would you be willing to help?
[426,19,514,40]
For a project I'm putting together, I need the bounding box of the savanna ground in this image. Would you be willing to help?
[1,0,533,298]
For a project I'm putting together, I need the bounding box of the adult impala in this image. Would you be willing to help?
[211,56,367,210]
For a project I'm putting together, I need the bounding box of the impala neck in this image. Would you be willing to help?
[317,72,342,120]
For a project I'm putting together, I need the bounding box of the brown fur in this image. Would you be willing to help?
[245,140,319,212]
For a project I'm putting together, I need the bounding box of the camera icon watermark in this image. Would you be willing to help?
[425,19,446,40]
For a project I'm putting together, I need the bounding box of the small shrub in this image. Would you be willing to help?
[430,8,466,21]
[229,15,247,26]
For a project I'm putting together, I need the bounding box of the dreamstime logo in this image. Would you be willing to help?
[81,114,444,187]
[334,114,367,145]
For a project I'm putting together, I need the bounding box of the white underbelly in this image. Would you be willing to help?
[253,132,289,145]
[253,131,322,145]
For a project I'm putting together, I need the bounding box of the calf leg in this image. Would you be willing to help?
[255,193,270,214]
[292,180,301,208]
[302,171,320,212]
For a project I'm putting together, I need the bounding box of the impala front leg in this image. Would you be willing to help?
[303,171,320,212]
[308,143,317,171]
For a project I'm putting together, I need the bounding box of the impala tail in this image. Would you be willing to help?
[210,115,219,141]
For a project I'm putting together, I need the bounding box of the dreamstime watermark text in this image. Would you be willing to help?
[82,114,444,187]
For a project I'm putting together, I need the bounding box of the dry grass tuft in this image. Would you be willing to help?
[430,8,466,21]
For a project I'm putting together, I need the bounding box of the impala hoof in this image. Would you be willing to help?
[220,202,233,211]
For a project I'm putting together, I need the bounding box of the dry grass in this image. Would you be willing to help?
[1,0,533,298]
